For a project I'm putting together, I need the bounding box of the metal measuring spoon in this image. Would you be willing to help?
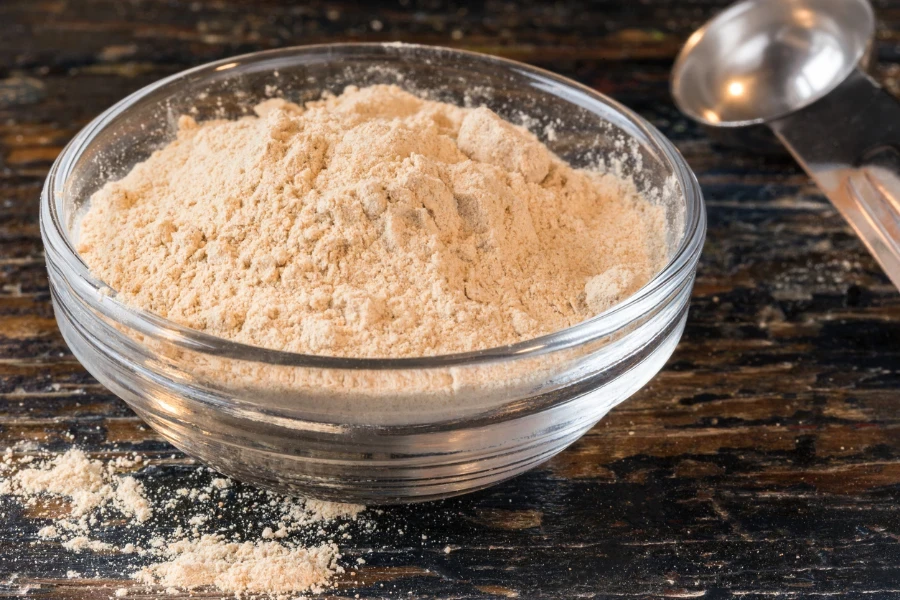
[672,0,900,290]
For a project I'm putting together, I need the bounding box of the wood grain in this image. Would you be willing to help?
[1,1,899,598]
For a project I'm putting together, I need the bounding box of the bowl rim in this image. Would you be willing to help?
[41,42,706,370]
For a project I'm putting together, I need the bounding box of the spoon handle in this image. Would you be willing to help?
[770,69,900,291]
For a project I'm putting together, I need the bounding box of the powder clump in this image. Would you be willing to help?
[6,449,151,521]
[78,84,666,357]
[133,536,341,595]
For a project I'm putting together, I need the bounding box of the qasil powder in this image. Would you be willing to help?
[77,85,667,358]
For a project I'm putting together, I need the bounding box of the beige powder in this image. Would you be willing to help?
[133,535,342,594]
[7,449,151,521]
[0,448,367,595]
[77,85,666,358]
[62,536,115,553]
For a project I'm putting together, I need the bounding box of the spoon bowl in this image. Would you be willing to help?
[673,0,874,127]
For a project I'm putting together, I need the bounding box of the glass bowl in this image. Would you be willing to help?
[40,44,706,504]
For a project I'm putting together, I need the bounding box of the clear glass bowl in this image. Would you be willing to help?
[40,44,706,503]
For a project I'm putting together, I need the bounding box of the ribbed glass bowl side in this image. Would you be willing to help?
[46,253,694,502]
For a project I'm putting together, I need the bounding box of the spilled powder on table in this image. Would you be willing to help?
[133,535,341,594]
[4,448,150,521]
[0,448,366,596]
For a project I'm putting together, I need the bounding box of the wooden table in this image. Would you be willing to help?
[1,1,899,598]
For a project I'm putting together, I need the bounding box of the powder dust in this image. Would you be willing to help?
[1,449,151,522]
[77,85,666,358]
[0,448,367,596]
[133,535,341,594]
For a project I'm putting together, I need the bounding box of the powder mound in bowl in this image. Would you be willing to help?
[77,84,666,358]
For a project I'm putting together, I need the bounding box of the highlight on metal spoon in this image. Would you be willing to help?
[672,0,900,291]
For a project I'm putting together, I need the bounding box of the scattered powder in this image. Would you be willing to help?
[210,477,231,489]
[188,514,208,527]
[77,84,666,358]
[12,449,113,517]
[133,535,341,595]
[114,476,153,523]
[0,449,367,596]
[37,525,58,539]
[302,499,366,523]
[62,536,114,553]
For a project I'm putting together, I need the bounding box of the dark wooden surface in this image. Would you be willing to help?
[2,1,900,598]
